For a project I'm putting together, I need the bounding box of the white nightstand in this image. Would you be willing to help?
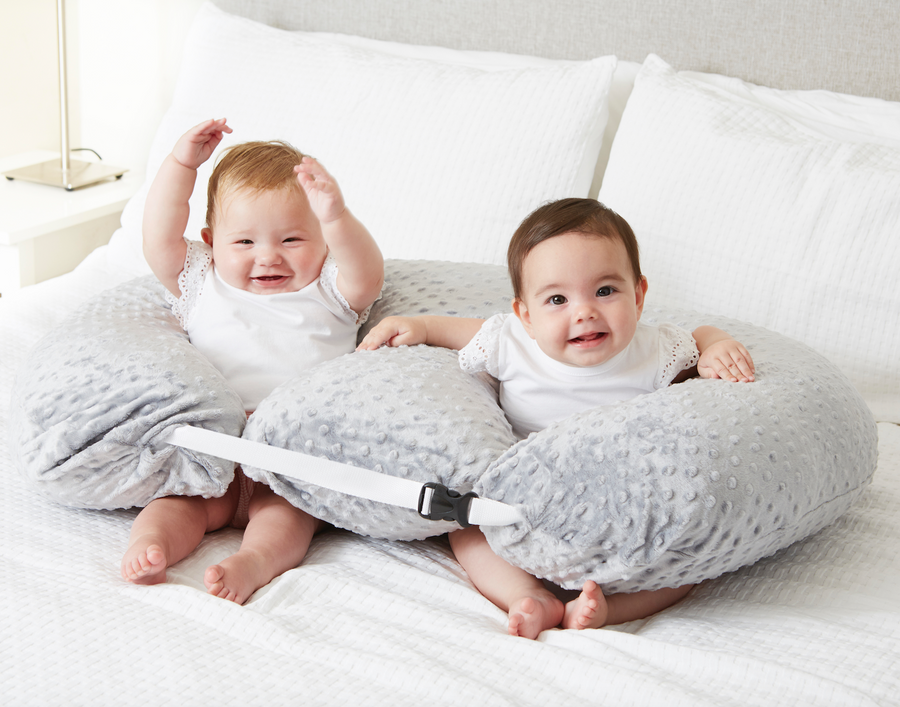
[0,151,142,297]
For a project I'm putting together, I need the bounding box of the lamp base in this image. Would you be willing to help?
[3,157,127,191]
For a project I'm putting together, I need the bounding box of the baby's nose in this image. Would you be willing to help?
[256,246,282,265]
[575,302,599,320]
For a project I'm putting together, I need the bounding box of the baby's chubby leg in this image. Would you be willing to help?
[121,484,239,585]
[449,526,564,640]
[204,483,319,605]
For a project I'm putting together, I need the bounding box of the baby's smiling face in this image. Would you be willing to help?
[512,231,648,368]
[203,186,327,295]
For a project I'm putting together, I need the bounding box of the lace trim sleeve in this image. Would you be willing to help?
[319,254,377,325]
[458,313,506,377]
[655,323,700,388]
[166,239,213,329]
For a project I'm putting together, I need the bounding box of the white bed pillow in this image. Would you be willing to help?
[598,55,900,422]
[301,31,641,196]
[109,1,616,269]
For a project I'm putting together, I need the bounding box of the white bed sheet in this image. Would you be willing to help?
[2,250,899,707]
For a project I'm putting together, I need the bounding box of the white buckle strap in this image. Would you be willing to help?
[163,426,523,527]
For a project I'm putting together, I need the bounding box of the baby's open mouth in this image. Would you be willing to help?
[569,332,606,345]
[253,275,286,282]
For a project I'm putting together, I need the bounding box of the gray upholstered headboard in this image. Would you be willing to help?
[214,0,899,101]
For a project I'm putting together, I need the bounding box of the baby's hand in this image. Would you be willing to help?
[172,118,232,170]
[697,339,755,382]
[357,317,427,351]
[295,157,346,225]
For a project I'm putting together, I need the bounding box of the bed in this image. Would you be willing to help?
[2,1,899,705]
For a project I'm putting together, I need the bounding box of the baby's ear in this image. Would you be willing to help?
[512,298,536,339]
[201,228,213,246]
[635,276,649,317]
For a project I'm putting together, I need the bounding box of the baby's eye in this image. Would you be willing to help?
[239,239,254,245]
[596,286,614,297]
[548,294,567,306]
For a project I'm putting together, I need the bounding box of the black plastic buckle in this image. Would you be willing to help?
[417,482,478,528]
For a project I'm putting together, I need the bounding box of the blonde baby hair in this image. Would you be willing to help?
[205,140,307,232]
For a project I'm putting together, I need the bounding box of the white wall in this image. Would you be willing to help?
[0,0,205,180]
[0,0,59,157]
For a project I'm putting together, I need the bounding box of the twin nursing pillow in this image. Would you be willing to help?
[10,261,877,592]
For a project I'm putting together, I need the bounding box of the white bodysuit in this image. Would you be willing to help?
[459,313,699,438]
[167,240,367,410]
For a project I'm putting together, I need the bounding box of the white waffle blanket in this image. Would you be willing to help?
[2,250,899,707]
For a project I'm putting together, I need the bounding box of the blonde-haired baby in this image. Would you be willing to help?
[122,118,383,604]
[360,197,754,638]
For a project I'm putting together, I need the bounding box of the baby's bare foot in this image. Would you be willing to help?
[563,580,609,630]
[121,541,168,585]
[508,593,565,639]
[204,551,273,605]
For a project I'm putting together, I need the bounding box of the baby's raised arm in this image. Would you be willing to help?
[295,157,383,315]
[143,118,232,297]
[693,326,755,382]
[358,315,484,351]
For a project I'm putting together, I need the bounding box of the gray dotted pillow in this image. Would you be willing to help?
[10,262,877,594]
[10,276,246,510]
